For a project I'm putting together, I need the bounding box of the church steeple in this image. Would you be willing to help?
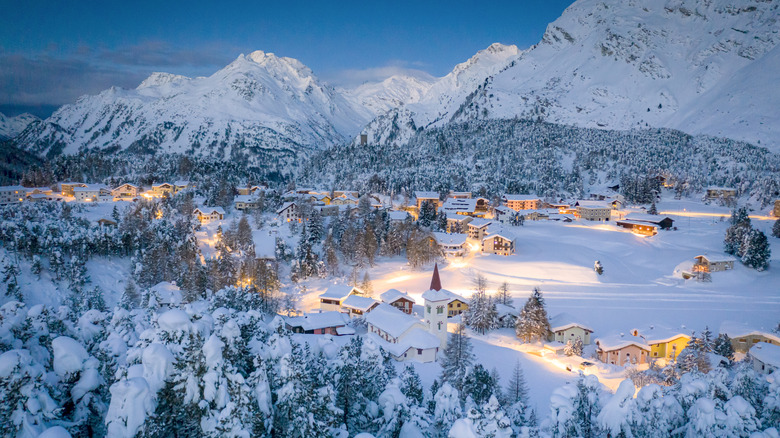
[429,262,442,291]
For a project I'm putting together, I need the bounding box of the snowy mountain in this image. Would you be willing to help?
[362,0,780,150]
[341,72,435,115]
[0,112,40,140]
[14,51,373,160]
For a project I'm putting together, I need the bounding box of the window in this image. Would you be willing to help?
[417,349,423,355]
[427,306,431,314]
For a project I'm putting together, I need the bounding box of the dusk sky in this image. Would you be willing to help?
[0,0,574,118]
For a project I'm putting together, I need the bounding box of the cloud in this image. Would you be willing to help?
[324,62,438,88]
[96,41,235,68]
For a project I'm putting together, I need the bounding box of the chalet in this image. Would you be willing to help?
[173,180,190,193]
[439,198,479,217]
[318,285,362,312]
[0,186,27,205]
[284,311,353,335]
[415,191,441,210]
[25,187,53,196]
[720,322,780,353]
[193,207,225,223]
[60,182,87,197]
[706,187,737,201]
[748,343,780,375]
[331,194,359,206]
[252,230,276,263]
[595,334,651,366]
[340,294,379,317]
[234,195,262,211]
[446,215,473,233]
[544,202,570,211]
[502,194,540,211]
[73,184,112,202]
[467,218,493,240]
[309,193,332,205]
[693,254,735,273]
[631,327,690,361]
[574,200,612,221]
[380,289,415,315]
[365,304,440,363]
[615,219,659,236]
[333,190,359,199]
[774,200,780,217]
[492,206,517,224]
[277,201,300,222]
[111,183,140,198]
[624,213,675,230]
[432,232,468,257]
[548,313,594,345]
[152,182,175,196]
[481,229,515,256]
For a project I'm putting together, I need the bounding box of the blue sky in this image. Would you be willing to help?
[0,0,574,117]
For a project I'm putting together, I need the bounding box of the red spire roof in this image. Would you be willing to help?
[429,262,442,291]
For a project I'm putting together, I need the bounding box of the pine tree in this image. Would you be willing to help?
[515,287,551,343]
[399,365,424,406]
[713,334,735,362]
[594,260,604,275]
[2,257,22,300]
[463,364,494,404]
[31,255,42,279]
[440,323,474,394]
[724,207,752,256]
[773,218,780,238]
[433,383,462,438]
[419,201,437,228]
[360,271,374,297]
[496,282,511,306]
[741,229,771,271]
[322,231,340,276]
[436,211,448,232]
[648,201,658,215]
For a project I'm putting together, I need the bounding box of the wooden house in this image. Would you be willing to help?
[152,182,175,196]
[380,289,415,315]
[706,187,737,201]
[615,219,659,236]
[693,254,735,273]
[340,294,379,317]
[432,232,468,257]
[193,207,225,224]
[623,213,675,230]
[111,183,140,198]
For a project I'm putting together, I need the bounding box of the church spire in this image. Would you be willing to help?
[429,262,442,291]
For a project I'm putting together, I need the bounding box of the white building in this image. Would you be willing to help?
[340,294,379,317]
[432,232,469,257]
[234,194,262,211]
[284,312,353,335]
[277,201,300,222]
[252,230,276,262]
[365,304,440,363]
[193,207,225,223]
[749,343,780,374]
[421,264,450,349]
[318,285,362,312]
[0,186,26,205]
[73,184,112,202]
[574,200,612,221]
[548,313,594,345]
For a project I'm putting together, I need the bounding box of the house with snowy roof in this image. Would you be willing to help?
[574,200,612,221]
[365,304,440,363]
[414,191,441,210]
[467,218,493,240]
[446,215,473,233]
[595,333,651,366]
[193,207,225,224]
[720,321,780,353]
[319,285,362,312]
[149,281,183,308]
[502,194,540,211]
[693,254,735,273]
[748,343,780,374]
[548,313,594,345]
[236,184,267,196]
[173,181,190,193]
[151,182,175,196]
[615,219,659,236]
[73,184,112,202]
[705,187,737,201]
[331,193,359,206]
[481,226,515,256]
[234,194,262,211]
[252,230,276,262]
[340,294,379,317]
[422,265,469,318]
[630,327,689,361]
[284,311,353,335]
[277,201,300,222]
[59,182,87,197]
[380,289,415,315]
[387,210,410,223]
[492,205,517,224]
[111,183,140,199]
[432,232,469,257]
[624,213,675,230]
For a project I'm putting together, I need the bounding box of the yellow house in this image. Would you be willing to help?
[631,327,690,361]
[447,298,469,317]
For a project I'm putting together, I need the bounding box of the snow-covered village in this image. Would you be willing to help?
[1,0,780,437]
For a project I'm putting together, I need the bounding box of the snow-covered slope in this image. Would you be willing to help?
[15,51,373,159]
[342,73,435,115]
[0,113,39,140]
[363,0,780,150]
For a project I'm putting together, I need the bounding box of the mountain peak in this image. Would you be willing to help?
[137,72,191,89]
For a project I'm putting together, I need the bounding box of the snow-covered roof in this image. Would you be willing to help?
[319,285,360,300]
[720,321,780,343]
[433,232,468,246]
[387,210,409,221]
[276,201,297,214]
[367,330,439,358]
[624,213,674,224]
[503,194,539,201]
[380,289,413,304]
[285,311,348,331]
[749,343,780,367]
[365,304,426,339]
[493,205,514,214]
[0,185,26,191]
[173,180,189,186]
[152,182,173,187]
[421,288,465,304]
[495,303,517,317]
[634,326,689,345]
[252,230,276,260]
[113,183,139,189]
[616,219,659,228]
[483,225,515,242]
[595,334,650,351]
[706,186,736,191]
[414,191,439,200]
[341,294,379,312]
[695,253,736,263]
[468,218,493,228]
[234,194,259,203]
[549,312,593,333]
[439,198,478,213]
[575,200,611,209]
[150,281,182,306]
[195,207,225,215]
[73,184,108,192]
